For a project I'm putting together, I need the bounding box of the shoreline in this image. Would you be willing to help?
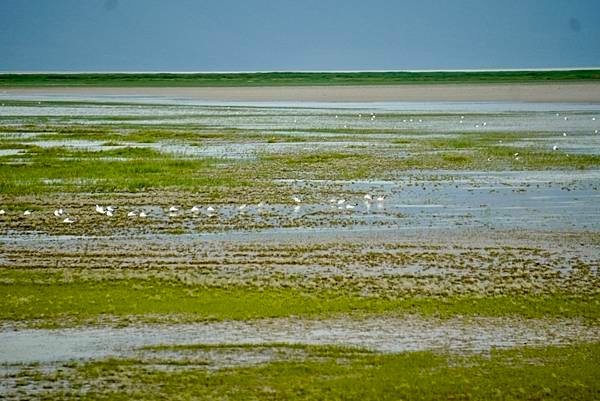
[3,82,600,102]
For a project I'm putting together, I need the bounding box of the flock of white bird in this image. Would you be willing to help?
[0,194,385,224]
[319,112,597,154]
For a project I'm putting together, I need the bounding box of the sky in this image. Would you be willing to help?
[1,0,599,72]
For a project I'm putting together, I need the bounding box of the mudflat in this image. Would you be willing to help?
[4,82,600,102]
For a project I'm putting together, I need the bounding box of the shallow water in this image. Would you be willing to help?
[1,317,597,365]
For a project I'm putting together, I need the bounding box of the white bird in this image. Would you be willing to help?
[206,206,215,213]
[257,202,265,208]
[294,205,301,213]
[593,117,596,121]
[553,145,558,151]
[23,210,32,216]
[459,120,463,124]
[364,194,372,200]
[376,196,385,202]
[95,205,105,214]
[53,209,64,217]
[292,196,301,203]
[107,206,115,212]
[346,204,355,210]
[0,209,5,215]
[562,132,567,137]
[460,116,464,119]
[564,116,568,121]
[514,153,519,157]
[106,210,114,217]
[168,206,178,213]
[238,204,247,210]
[127,211,137,217]
[190,206,200,213]
[556,113,560,117]
[139,211,147,218]
[482,122,487,126]
[329,198,337,203]
[337,199,345,205]
[63,217,75,224]
[595,130,598,134]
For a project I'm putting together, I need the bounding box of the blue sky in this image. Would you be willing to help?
[1,0,599,71]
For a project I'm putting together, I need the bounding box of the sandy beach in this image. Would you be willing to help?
[3,82,600,102]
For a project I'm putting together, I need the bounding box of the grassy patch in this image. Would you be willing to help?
[2,272,598,325]
[23,343,600,400]
[0,146,249,195]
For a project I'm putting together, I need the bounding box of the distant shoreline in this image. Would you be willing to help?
[3,83,600,103]
[1,70,599,89]
[3,67,600,74]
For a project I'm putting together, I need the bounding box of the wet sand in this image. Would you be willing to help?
[4,82,600,102]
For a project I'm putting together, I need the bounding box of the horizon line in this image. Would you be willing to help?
[1,67,600,75]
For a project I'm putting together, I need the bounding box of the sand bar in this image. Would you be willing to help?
[3,83,600,102]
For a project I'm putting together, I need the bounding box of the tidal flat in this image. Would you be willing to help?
[0,93,599,399]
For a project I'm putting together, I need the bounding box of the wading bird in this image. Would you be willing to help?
[0,209,5,215]
[53,209,64,217]
[553,145,559,151]
[23,210,32,216]
[292,196,301,203]
[168,206,178,213]
[206,206,215,213]
[63,217,75,224]
[95,205,105,214]
[127,211,137,217]
[191,206,200,213]
[364,194,372,200]
[139,211,148,218]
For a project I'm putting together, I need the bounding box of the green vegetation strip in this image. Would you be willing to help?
[18,343,600,400]
[2,276,599,324]
[1,70,599,87]
[2,137,599,195]
[0,146,248,195]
